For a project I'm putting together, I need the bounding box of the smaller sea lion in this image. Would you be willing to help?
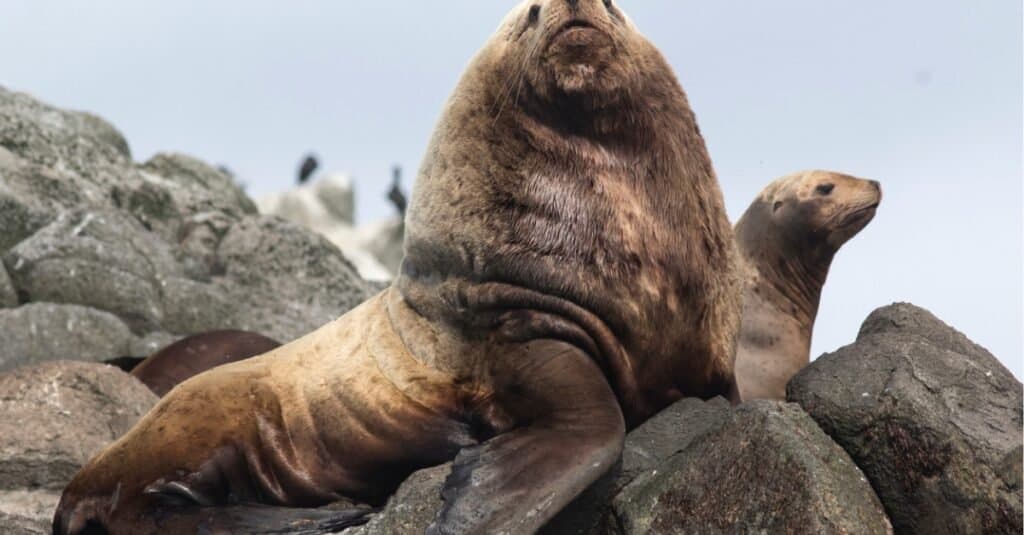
[130,330,281,396]
[734,170,881,401]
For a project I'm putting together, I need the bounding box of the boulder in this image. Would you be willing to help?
[4,210,182,333]
[134,153,257,239]
[542,397,733,534]
[0,490,60,535]
[0,304,135,372]
[788,303,1023,534]
[340,464,448,535]
[0,261,16,308]
[0,86,377,364]
[214,216,374,342]
[607,401,890,534]
[0,360,157,491]
[0,85,131,181]
[336,399,889,534]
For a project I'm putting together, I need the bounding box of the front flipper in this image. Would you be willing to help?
[428,341,625,534]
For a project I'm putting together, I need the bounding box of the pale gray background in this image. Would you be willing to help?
[2,1,1021,377]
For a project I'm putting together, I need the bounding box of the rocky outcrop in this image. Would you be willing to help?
[338,399,890,535]
[0,304,135,372]
[0,361,157,491]
[788,303,1023,534]
[341,464,448,535]
[607,402,891,534]
[0,361,156,532]
[0,85,375,371]
[0,490,60,535]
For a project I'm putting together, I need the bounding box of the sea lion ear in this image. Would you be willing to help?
[427,342,625,534]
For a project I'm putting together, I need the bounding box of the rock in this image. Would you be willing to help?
[0,489,60,535]
[0,304,135,372]
[0,261,16,308]
[608,401,890,534]
[0,85,131,178]
[4,210,182,333]
[337,399,889,535]
[0,146,90,252]
[0,86,377,363]
[159,277,237,335]
[542,397,733,534]
[0,361,157,491]
[788,303,1023,534]
[340,464,448,535]
[214,216,374,342]
[134,153,257,239]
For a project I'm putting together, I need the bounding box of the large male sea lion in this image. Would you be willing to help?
[54,1,740,533]
[733,170,881,401]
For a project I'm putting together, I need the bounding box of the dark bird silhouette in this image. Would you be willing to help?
[298,154,319,185]
[387,165,407,216]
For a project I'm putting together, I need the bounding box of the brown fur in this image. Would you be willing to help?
[734,170,881,401]
[54,1,739,533]
[130,330,281,396]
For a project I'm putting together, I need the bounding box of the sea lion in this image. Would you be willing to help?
[54,1,740,533]
[733,170,881,401]
[130,330,282,396]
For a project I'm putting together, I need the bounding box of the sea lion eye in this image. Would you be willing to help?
[528,5,541,24]
[773,201,783,212]
[815,183,835,196]
[603,0,613,8]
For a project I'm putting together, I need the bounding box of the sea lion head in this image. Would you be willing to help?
[759,170,882,252]
[485,0,656,106]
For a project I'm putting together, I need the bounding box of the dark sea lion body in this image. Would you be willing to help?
[54,1,739,533]
[734,170,881,401]
[130,330,281,396]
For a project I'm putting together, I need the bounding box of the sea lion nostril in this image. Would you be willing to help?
[528,4,541,23]
[869,180,881,191]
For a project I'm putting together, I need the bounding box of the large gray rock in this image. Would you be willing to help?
[0,304,135,372]
[608,401,891,534]
[0,360,157,491]
[788,303,1023,534]
[341,464,448,535]
[0,86,131,181]
[0,261,16,308]
[132,153,257,241]
[0,490,60,535]
[214,216,374,342]
[4,210,182,332]
[338,399,889,535]
[0,86,376,365]
[542,397,733,534]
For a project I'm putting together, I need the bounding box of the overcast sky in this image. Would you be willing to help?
[2,1,1021,378]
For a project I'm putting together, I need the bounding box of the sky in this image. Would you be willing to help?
[1,1,1021,378]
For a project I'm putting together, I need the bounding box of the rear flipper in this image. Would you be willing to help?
[428,341,625,534]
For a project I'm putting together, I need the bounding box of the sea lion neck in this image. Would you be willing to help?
[735,203,834,332]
